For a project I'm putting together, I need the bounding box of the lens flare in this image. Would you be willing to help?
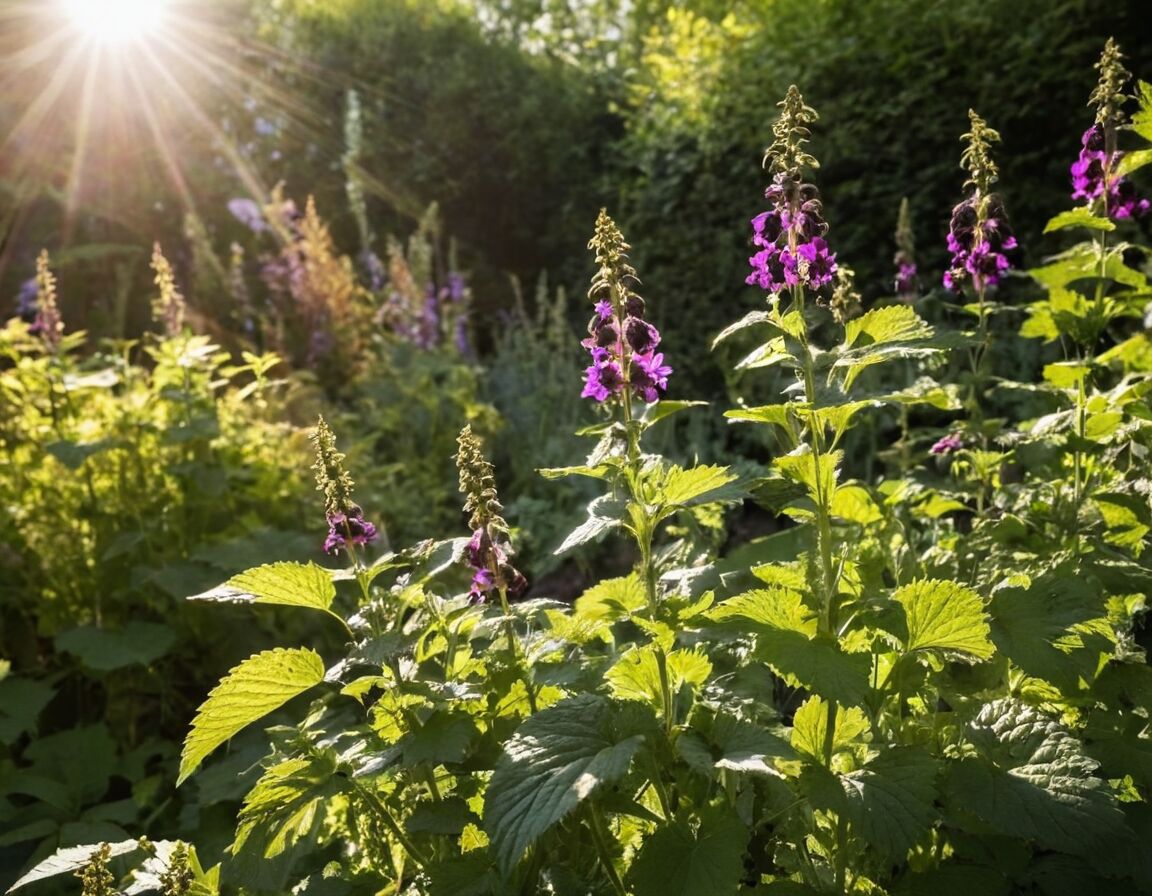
[61,0,169,44]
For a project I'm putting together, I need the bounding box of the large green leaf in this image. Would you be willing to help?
[233,755,345,858]
[656,464,742,508]
[943,699,1130,856]
[55,622,176,671]
[555,494,625,554]
[1043,207,1115,233]
[844,305,933,348]
[808,747,939,862]
[708,589,871,706]
[189,562,339,620]
[627,809,748,896]
[483,695,648,872]
[890,579,994,662]
[678,713,794,777]
[8,840,143,891]
[606,645,712,711]
[178,648,325,785]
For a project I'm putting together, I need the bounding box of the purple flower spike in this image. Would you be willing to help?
[1070,123,1150,221]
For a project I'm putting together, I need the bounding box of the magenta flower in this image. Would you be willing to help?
[323,507,380,555]
[1070,124,1150,220]
[930,434,964,455]
[594,299,613,320]
[747,172,836,295]
[582,358,625,402]
[632,352,672,403]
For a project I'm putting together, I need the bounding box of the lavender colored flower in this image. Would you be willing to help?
[323,506,380,555]
[227,198,267,233]
[895,262,918,298]
[15,278,37,324]
[594,299,613,320]
[930,434,964,455]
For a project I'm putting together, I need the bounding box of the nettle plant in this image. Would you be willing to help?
[11,49,1152,896]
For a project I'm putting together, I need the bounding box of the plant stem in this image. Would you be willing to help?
[353,781,429,869]
[586,803,627,896]
[497,585,538,713]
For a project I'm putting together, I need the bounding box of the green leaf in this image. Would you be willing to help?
[679,713,794,777]
[8,840,143,891]
[943,699,1129,856]
[555,494,625,554]
[657,464,742,508]
[483,695,647,872]
[1043,207,1115,233]
[627,809,748,896]
[840,748,938,860]
[989,573,1113,693]
[573,574,647,623]
[724,404,792,429]
[606,645,712,711]
[189,562,339,620]
[43,439,118,469]
[55,622,176,671]
[233,755,345,859]
[712,309,772,347]
[178,648,325,785]
[1132,81,1152,142]
[791,696,868,761]
[774,447,840,505]
[708,589,871,706]
[400,711,480,766]
[843,305,933,349]
[890,579,994,661]
[0,677,57,745]
[639,400,708,427]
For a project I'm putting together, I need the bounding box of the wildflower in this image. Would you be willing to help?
[582,210,671,405]
[456,426,526,604]
[311,416,380,556]
[150,244,187,336]
[930,433,964,455]
[944,111,1017,292]
[31,250,63,352]
[748,86,837,296]
[1070,43,1150,221]
[227,197,267,233]
[14,278,37,323]
[894,198,919,302]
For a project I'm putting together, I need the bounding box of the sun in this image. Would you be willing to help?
[60,0,170,44]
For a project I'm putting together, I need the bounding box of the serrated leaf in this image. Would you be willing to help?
[724,404,792,429]
[606,645,712,711]
[233,755,344,859]
[483,695,647,871]
[178,648,325,785]
[1133,81,1152,142]
[774,447,840,505]
[708,589,871,706]
[890,579,994,661]
[400,711,479,766]
[639,400,707,427]
[189,562,338,619]
[657,464,742,508]
[807,747,938,861]
[627,809,748,896]
[1043,207,1115,233]
[829,484,882,525]
[735,341,792,370]
[573,573,647,623]
[712,309,772,346]
[8,840,143,891]
[943,698,1130,856]
[844,305,933,349]
[679,713,794,777]
[791,696,868,761]
[555,494,625,554]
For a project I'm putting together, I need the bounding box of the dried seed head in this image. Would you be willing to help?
[455,424,506,532]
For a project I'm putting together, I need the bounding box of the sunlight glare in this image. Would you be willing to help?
[61,0,170,44]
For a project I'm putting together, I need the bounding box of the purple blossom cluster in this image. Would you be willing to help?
[1071,125,1150,220]
[895,262,918,301]
[323,505,379,555]
[465,527,527,605]
[930,433,964,455]
[322,506,380,555]
[581,295,672,405]
[943,194,1018,292]
[746,175,837,294]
